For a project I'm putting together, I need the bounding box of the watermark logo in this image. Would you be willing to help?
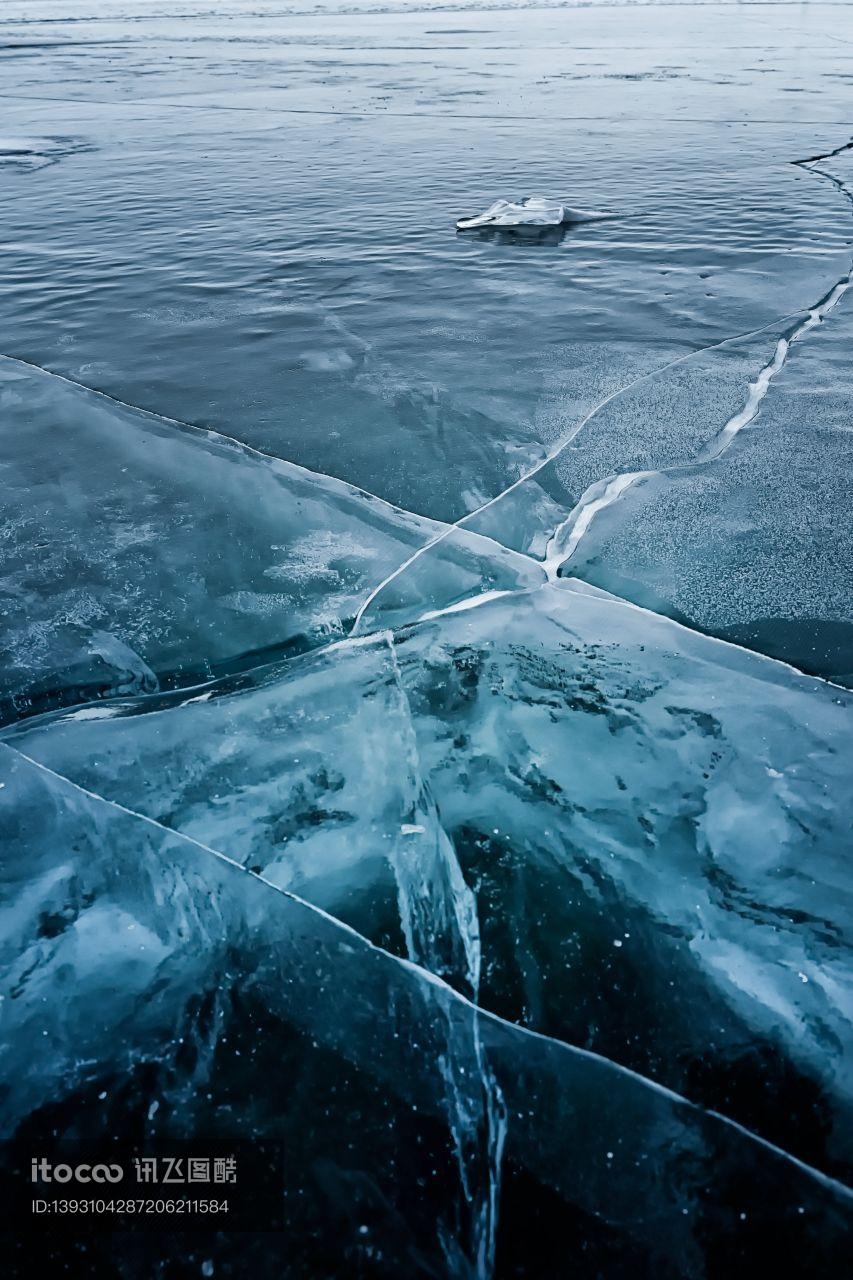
[4,1139,283,1232]
[31,1159,123,1184]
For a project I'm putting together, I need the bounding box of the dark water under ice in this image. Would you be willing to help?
[1,2,853,1276]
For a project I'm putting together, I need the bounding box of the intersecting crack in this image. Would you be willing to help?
[545,139,853,577]
[352,136,853,643]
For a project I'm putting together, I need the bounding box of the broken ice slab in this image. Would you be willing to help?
[1,742,851,1275]
[4,636,481,995]
[0,357,537,722]
[388,580,853,1178]
[0,740,498,1276]
[10,578,853,1177]
[456,197,609,231]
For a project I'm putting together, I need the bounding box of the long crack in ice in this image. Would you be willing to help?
[4,696,852,1209]
[351,309,811,633]
[384,632,506,1278]
[545,139,853,576]
[0,352,464,539]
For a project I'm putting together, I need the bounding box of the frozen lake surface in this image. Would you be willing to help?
[1,2,853,1275]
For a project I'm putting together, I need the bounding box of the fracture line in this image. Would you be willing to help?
[0,87,848,131]
[351,307,808,633]
[0,349,538,577]
[4,738,851,1203]
[544,138,853,576]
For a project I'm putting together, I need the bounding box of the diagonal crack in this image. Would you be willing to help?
[0,350,466,534]
[383,630,506,1276]
[4,737,851,1204]
[352,134,853,631]
[545,138,853,577]
[351,306,813,634]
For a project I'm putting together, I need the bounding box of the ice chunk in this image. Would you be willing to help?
[5,633,481,995]
[0,136,90,170]
[456,197,609,231]
[389,581,853,1177]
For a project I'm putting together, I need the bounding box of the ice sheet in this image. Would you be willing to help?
[9,580,853,1179]
[3,3,853,1272]
[2,5,852,524]
[0,357,539,721]
[2,739,851,1275]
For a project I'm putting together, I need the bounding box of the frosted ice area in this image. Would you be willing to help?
[1,1,853,1276]
[551,158,853,683]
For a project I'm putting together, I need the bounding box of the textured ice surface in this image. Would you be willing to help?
[555,156,853,683]
[0,357,539,721]
[4,636,481,991]
[392,583,853,1174]
[10,581,853,1179]
[0,741,501,1273]
[2,739,852,1276]
[3,2,853,1274]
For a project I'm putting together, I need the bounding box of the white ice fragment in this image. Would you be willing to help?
[456,196,609,231]
[401,823,426,835]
